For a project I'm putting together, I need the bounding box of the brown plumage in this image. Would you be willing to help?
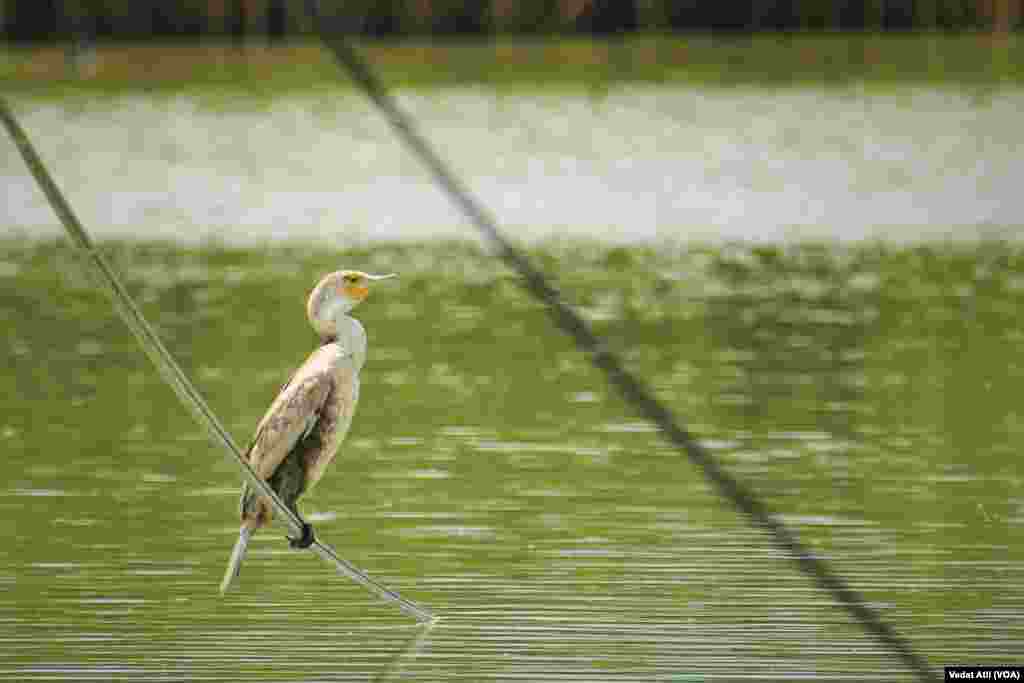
[220,270,396,594]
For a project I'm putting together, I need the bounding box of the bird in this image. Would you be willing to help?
[219,269,396,594]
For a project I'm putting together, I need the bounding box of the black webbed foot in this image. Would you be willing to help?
[288,521,315,549]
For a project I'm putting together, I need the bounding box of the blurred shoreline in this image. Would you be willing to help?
[3,36,1020,247]
[2,34,1022,97]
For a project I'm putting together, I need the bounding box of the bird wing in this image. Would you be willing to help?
[246,357,334,482]
[302,364,359,490]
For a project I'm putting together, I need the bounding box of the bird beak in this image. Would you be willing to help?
[365,273,398,281]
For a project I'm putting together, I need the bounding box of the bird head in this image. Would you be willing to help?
[306,270,397,340]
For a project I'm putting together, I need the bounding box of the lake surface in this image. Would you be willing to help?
[3,86,1023,245]
[0,238,1021,681]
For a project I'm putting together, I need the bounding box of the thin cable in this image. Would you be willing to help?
[302,7,937,681]
[0,97,433,624]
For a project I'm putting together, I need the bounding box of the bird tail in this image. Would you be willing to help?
[219,525,254,595]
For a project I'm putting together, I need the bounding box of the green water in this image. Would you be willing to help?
[1,239,1021,681]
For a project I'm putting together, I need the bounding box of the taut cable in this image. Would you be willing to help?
[300,6,936,679]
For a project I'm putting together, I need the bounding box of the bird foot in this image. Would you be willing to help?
[288,522,315,549]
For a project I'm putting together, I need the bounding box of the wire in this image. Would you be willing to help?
[0,97,434,625]
[301,5,938,681]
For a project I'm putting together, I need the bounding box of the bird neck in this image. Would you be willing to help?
[331,314,367,370]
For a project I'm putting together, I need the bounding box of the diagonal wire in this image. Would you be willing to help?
[302,5,938,681]
[0,97,433,624]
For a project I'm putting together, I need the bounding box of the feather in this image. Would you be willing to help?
[247,367,334,482]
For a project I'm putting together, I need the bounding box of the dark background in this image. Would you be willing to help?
[2,0,1021,43]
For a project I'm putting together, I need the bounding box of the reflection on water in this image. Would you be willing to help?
[2,88,1023,245]
[1,240,1022,681]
